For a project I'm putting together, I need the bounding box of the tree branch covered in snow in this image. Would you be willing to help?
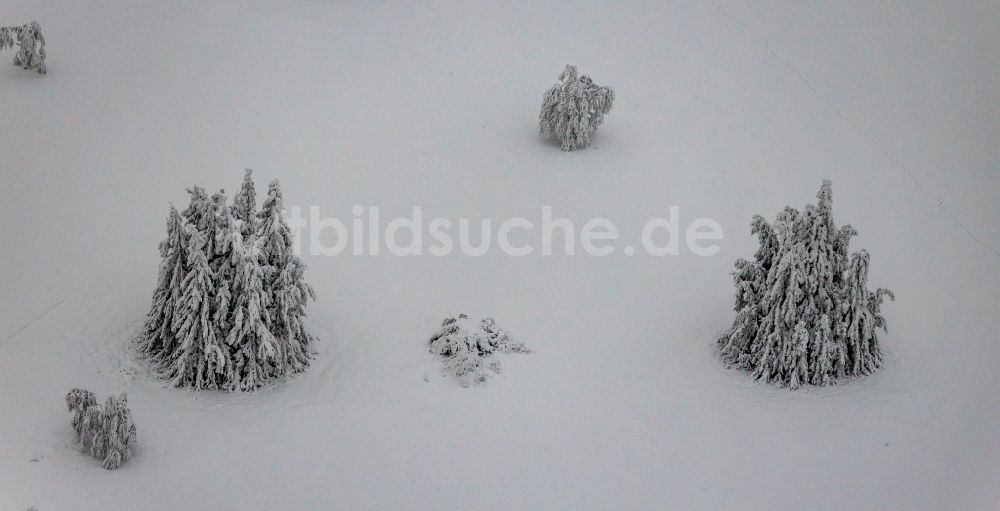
[137,170,316,391]
[718,181,894,388]
[1,21,46,74]
[429,314,528,386]
[539,65,614,151]
[65,389,137,470]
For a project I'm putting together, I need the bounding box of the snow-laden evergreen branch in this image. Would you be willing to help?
[539,65,614,151]
[718,181,893,388]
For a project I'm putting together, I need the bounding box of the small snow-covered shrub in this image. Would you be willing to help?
[1,21,46,74]
[65,389,137,470]
[66,388,97,442]
[539,64,614,151]
[429,314,528,386]
[718,181,894,388]
[137,169,316,391]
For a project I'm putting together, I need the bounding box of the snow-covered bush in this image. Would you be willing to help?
[429,314,528,386]
[718,181,894,388]
[137,169,316,391]
[1,21,46,74]
[65,389,137,470]
[539,64,614,151]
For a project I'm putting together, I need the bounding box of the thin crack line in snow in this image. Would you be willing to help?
[3,299,65,342]
[708,1,1000,260]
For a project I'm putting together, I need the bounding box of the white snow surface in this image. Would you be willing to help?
[1,1,999,509]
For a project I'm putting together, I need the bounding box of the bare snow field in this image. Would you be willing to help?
[1,1,998,509]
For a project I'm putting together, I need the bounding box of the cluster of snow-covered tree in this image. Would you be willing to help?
[539,64,614,151]
[0,21,46,74]
[137,169,316,391]
[429,314,529,386]
[65,389,136,470]
[718,181,893,388]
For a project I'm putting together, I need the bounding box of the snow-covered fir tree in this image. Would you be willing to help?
[90,394,138,470]
[840,250,894,376]
[718,181,893,388]
[210,190,238,340]
[182,186,226,260]
[257,180,315,373]
[539,64,614,151]
[0,27,12,51]
[225,230,280,390]
[137,170,315,391]
[0,21,46,74]
[232,169,257,236]
[65,389,137,470]
[66,388,97,443]
[167,231,227,390]
[429,314,528,386]
[137,205,188,366]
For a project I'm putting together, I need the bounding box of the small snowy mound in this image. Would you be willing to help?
[718,181,894,389]
[65,389,137,470]
[539,64,614,151]
[428,314,528,386]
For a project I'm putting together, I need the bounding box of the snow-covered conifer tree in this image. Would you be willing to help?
[210,190,237,333]
[232,169,257,235]
[0,27,13,52]
[257,179,314,373]
[256,180,293,265]
[225,231,279,390]
[270,259,314,371]
[840,250,894,377]
[137,206,188,366]
[65,389,137,470]
[1,21,45,74]
[718,181,893,388]
[210,190,231,256]
[429,314,528,386]
[66,388,97,442]
[182,186,226,259]
[539,64,614,151]
[167,232,228,390]
[89,393,137,470]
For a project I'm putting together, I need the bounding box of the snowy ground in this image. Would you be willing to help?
[1,1,999,509]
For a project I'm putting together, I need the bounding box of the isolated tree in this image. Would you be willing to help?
[718,181,893,388]
[1,21,45,74]
[429,314,528,386]
[539,65,614,151]
[65,389,137,470]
